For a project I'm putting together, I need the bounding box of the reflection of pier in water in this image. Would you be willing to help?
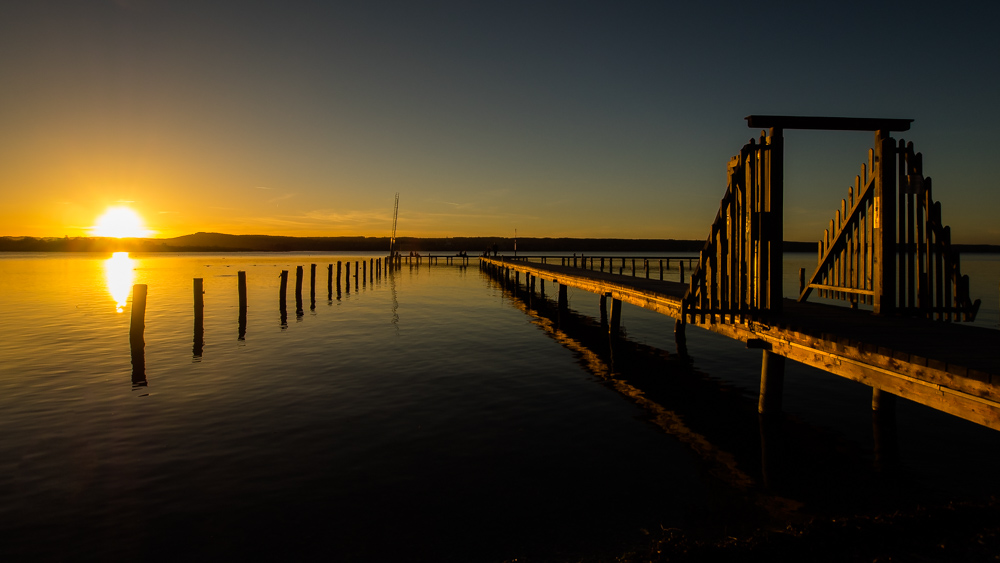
[489,272,917,526]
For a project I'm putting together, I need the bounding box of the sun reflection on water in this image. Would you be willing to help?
[105,252,135,312]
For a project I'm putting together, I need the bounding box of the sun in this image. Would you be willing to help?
[92,207,151,238]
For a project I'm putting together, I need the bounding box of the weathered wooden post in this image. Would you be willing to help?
[674,318,686,354]
[765,126,784,314]
[130,283,147,345]
[558,283,568,310]
[631,258,636,276]
[679,261,684,283]
[799,267,806,295]
[295,266,304,316]
[193,278,205,356]
[310,264,316,309]
[599,293,608,326]
[238,271,247,340]
[327,264,333,300]
[873,129,896,315]
[659,260,663,281]
[362,260,367,286]
[540,278,545,298]
[600,257,605,272]
[131,284,147,385]
[758,350,786,415]
[193,278,204,324]
[279,270,288,309]
[644,259,649,278]
[609,294,622,334]
[355,261,360,290]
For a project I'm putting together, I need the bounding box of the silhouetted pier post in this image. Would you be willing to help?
[362,260,367,287]
[337,261,343,288]
[130,283,147,346]
[558,283,568,310]
[345,261,351,293]
[193,278,204,324]
[370,258,374,282]
[355,261,359,290]
[130,284,147,386]
[295,266,304,316]
[679,261,684,283]
[310,264,316,309]
[674,319,687,355]
[327,264,333,300]
[758,350,786,415]
[659,260,663,280]
[540,278,545,298]
[238,271,247,340]
[799,268,806,295]
[278,270,288,327]
[609,295,622,334]
[193,278,204,357]
[600,293,608,327]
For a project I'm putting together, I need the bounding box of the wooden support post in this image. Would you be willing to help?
[674,318,687,354]
[659,260,663,281]
[337,261,342,287]
[872,388,897,415]
[600,293,608,326]
[193,278,204,356]
[758,350,786,415]
[645,259,649,278]
[279,270,288,310]
[679,261,685,283]
[193,278,204,324]
[799,267,805,295]
[362,260,367,286]
[327,264,333,299]
[540,278,545,298]
[237,271,247,340]
[765,127,784,313]
[131,283,148,386]
[295,266,304,316]
[873,129,896,314]
[558,284,568,310]
[609,297,622,334]
[631,258,636,276]
[310,264,317,308]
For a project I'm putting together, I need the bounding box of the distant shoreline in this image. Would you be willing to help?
[2,233,999,254]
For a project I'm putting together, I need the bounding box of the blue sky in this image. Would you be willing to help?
[1,0,997,242]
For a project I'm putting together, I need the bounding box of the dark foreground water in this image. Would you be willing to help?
[1,252,1000,562]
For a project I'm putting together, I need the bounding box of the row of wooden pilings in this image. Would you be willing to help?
[127,257,398,387]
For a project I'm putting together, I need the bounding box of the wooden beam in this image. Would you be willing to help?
[745,115,913,132]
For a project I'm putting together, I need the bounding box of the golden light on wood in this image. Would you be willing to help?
[92,207,150,238]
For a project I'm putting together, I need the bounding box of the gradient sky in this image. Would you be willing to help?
[1,0,997,242]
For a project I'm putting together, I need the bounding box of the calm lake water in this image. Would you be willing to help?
[2,251,1000,561]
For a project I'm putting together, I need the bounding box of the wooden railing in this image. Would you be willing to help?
[800,138,980,321]
[682,130,782,324]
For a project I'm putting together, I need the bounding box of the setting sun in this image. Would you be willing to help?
[91,207,150,238]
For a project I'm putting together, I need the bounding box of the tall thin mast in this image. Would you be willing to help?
[389,193,399,255]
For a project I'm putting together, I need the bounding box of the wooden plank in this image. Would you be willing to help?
[745,115,913,132]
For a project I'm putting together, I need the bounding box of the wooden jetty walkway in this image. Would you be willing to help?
[482,116,1000,432]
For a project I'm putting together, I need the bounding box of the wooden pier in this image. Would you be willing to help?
[481,116,1000,432]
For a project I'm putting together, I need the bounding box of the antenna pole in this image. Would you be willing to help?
[389,193,399,257]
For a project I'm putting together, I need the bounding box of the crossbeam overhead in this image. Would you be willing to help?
[745,115,913,132]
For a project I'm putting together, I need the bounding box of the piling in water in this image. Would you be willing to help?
[279,270,288,326]
[130,284,148,386]
[327,264,333,300]
[238,271,247,340]
[310,264,316,308]
[194,278,205,356]
[295,266,304,316]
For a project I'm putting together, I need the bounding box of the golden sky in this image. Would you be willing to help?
[2,1,998,243]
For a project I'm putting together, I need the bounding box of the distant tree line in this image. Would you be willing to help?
[2,233,995,254]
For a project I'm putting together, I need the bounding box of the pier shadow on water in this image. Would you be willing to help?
[488,273,970,545]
